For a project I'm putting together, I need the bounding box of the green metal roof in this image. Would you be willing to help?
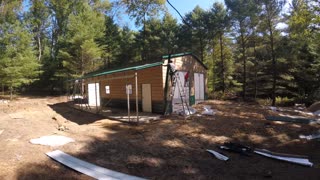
[82,61,163,79]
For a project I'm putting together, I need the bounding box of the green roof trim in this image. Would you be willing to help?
[162,52,192,59]
[162,52,208,70]
[82,61,163,79]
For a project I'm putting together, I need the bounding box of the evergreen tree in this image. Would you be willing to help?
[287,0,320,102]
[160,13,179,54]
[260,0,285,105]
[59,1,106,78]
[184,6,208,61]
[118,0,166,61]
[225,0,259,99]
[0,20,40,99]
[207,2,230,93]
[27,0,49,62]
[101,16,121,68]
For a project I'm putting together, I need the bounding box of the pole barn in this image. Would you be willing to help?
[81,52,208,114]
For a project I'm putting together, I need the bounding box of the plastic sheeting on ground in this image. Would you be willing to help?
[202,106,217,116]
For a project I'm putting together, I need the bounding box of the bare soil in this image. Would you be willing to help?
[0,96,319,180]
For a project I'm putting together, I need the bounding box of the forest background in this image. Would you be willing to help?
[0,0,319,106]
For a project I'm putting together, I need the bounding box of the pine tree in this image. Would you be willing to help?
[184,6,208,62]
[118,0,166,61]
[287,0,320,102]
[225,0,259,99]
[208,2,230,93]
[260,0,285,105]
[0,20,40,99]
[60,1,106,78]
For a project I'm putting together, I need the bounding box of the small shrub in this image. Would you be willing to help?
[257,98,272,106]
[209,91,226,100]
[275,96,294,106]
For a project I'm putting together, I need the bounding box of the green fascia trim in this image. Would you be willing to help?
[82,62,163,79]
[162,52,208,70]
[162,52,192,59]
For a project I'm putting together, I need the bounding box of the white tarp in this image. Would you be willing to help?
[30,135,75,147]
[202,105,217,116]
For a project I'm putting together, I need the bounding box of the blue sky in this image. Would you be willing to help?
[114,0,224,29]
[23,0,223,29]
[167,0,223,17]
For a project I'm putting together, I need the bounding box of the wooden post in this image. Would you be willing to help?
[79,82,83,111]
[66,81,69,102]
[135,72,139,124]
[95,81,98,113]
[127,84,130,122]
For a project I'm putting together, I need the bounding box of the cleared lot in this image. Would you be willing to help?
[0,96,319,179]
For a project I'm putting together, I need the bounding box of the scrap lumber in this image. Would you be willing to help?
[46,150,146,180]
[265,116,316,124]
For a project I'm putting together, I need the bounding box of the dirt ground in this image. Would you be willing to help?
[0,96,319,180]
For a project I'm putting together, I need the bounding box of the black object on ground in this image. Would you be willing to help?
[219,142,253,156]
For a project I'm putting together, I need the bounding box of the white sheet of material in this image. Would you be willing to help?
[206,149,229,161]
[299,133,320,140]
[254,150,313,167]
[46,150,146,180]
[202,106,217,116]
[30,135,75,147]
[313,110,320,116]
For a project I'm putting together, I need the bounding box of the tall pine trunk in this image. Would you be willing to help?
[219,32,225,93]
[9,86,13,100]
[268,19,277,106]
[240,28,247,100]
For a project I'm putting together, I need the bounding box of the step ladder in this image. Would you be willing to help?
[165,62,191,116]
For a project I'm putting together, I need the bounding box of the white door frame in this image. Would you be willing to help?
[88,83,100,106]
[194,73,204,104]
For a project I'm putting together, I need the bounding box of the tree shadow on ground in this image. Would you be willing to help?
[48,102,105,125]
[16,101,320,180]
